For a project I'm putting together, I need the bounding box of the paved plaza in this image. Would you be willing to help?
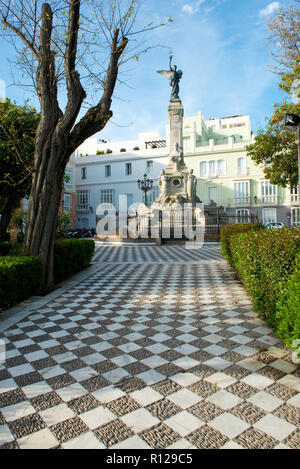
[0,245,299,449]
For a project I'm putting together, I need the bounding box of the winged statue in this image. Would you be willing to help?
[157,56,183,100]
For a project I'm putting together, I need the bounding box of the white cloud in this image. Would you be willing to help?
[182,0,206,15]
[258,2,280,18]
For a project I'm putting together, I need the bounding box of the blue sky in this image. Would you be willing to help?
[0,0,294,141]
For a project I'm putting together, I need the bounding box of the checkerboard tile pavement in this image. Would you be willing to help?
[0,246,299,449]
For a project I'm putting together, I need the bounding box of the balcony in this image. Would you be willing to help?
[261,195,278,204]
[77,204,89,213]
[233,196,251,206]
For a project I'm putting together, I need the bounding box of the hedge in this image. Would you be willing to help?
[275,252,300,348]
[0,239,95,312]
[0,242,13,256]
[0,256,42,312]
[54,239,95,283]
[229,227,300,330]
[220,223,264,266]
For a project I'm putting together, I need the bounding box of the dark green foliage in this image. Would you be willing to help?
[229,227,300,328]
[120,148,126,152]
[106,149,113,154]
[0,242,13,256]
[220,223,264,266]
[0,256,42,312]
[54,239,95,283]
[275,253,300,347]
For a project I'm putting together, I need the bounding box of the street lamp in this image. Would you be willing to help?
[285,112,300,211]
[285,79,300,214]
[137,173,153,207]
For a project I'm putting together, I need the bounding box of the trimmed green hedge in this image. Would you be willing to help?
[0,256,42,312]
[54,239,95,283]
[230,227,300,326]
[0,239,95,312]
[220,223,264,266]
[225,226,300,347]
[275,253,300,348]
[0,242,13,256]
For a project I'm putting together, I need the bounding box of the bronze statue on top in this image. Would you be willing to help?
[157,56,183,100]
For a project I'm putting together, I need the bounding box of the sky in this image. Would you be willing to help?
[0,0,295,141]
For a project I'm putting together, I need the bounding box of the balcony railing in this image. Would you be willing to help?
[77,204,89,212]
[234,196,251,205]
[261,195,278,204]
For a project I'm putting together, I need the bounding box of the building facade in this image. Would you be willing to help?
[73,112,300,229]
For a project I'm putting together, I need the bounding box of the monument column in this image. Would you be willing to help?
[168,99,184,168]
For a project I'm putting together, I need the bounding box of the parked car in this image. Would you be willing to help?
[266,222,285,229]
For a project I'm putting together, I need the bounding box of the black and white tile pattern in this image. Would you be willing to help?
[0,246,299,449]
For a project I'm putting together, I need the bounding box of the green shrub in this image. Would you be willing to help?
[220,223,263,266]
[120,148,126,152]
[133,147,140,151]
[54,239,95,283]
[275,253,300,347]
[0,256,42,312]
[106,149,113,154]
[0,242,13,256]
[230,227,300,326]
[96,150,105,155]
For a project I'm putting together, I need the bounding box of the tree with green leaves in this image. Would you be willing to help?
[246,2,300,188]
[0,98,39,241]
[0,0,171,292]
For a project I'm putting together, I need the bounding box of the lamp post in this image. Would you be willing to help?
[285,79,300,216]
[285,112,300,212]
[137,173,153,207]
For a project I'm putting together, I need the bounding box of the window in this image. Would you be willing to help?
[105,165,111,177]
[291,207,300,226]
[77,190,90,210]
[65,168,73,188]
[217,159,226,176]
[200,161,208,177]
[229,123,245,128]
[261,180,277,203]
[290,186,299,203]
[234,181,250,204]
[209,160,216,177]
[63,193,72,213]
[125,163,132,175]
[236,209,249,223]
[208,187,217,203]
[81,167,87,179]
[183,137,191,151]
[237,157,246,175]
[147,160,153,174]
[100,189,115,205]
[263,208,276,225]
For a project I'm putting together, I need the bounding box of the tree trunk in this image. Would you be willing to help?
[24,131,66,294]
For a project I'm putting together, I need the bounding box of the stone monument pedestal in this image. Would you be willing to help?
[153,99,200,208]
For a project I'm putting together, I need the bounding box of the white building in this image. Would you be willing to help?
[73,112,299,229]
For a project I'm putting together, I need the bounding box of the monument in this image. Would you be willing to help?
[154,56,200,207]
